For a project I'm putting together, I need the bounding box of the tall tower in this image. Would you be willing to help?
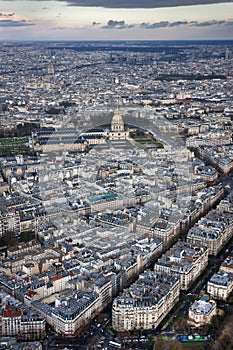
[225,48,230,61]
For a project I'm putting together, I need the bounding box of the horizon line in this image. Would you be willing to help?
[1,39,233,42]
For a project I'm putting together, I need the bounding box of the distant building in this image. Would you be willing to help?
[0,305,46,340]
[82,108,130,143]
[220,254,233,274]
[112,270,180,331]
[187,196,233,256]
[47,64,55,75]
[225,47,230,61]
[197,145,233,175]
[154,241,208,290]
[188,299,217,327]
[51,290,101,337]
[0,210,20,236]
[32,109,130,152]
[31,128,88,153]
[109,108,129,140]
[207,270,233,301]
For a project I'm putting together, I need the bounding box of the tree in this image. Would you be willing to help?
[170,343,182,350]
[118,330,130,346]
[153,337,165,350]
[0,232,18,248]
[218,335,233,350]
[147,334,154,344]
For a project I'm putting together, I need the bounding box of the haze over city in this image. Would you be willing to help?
[0,0,233,347]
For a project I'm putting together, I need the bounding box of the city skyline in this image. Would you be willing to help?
[0,36,232,348]
[0,0,233,40]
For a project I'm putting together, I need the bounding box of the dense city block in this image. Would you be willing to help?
[0,40,232,350]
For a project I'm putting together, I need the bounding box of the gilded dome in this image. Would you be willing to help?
[112,108,123,124]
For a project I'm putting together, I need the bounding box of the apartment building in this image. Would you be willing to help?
[112,270,180,331]
[188,299,217,327]
[154,241,209,290]
[220,254,233,274]
[207,270,233,301]
[0,210,20,236]
[51,290,100,337]
[187,196,233,256]
[0,305,45,340]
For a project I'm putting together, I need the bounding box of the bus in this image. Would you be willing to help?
[109,340,122,349]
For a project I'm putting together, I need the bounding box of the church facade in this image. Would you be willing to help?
[109,108,129,140]
[81,109,129,145]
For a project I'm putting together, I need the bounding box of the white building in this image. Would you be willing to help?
[207,270,233,301]
[154,241,209,290]
[0,305,46,340]
[51,290,101,337]
[109,108,129,140]
[188,299,217,327]
[112,270,180,331]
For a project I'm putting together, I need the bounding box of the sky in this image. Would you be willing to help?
[0,0,233,40]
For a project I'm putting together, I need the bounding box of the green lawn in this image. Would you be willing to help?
[20,231,35,242]
[0,136,31,156]
[137,140,164,147]
[181,341,208,349]
[0,137,28,144]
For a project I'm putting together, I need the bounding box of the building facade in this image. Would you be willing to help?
[207,270,233,301]
[0,305,46,340]
[188,299,217,327]
[154,241,209,290]
[112,270,180,331]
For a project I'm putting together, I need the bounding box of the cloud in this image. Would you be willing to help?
[0,19,35,27]
[190,19,233,26]
[8,0,231,9]
[194,20,226,26]
[0,12,14,17]
[169,20,189,27]
[44,0,233,9]
[141,20,188,28]
[102,19,135,29]
[140,19,233,29]
[141,21,169,29]
[96,18,233,30]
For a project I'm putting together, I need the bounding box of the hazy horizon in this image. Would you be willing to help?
[0,0,232,41]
